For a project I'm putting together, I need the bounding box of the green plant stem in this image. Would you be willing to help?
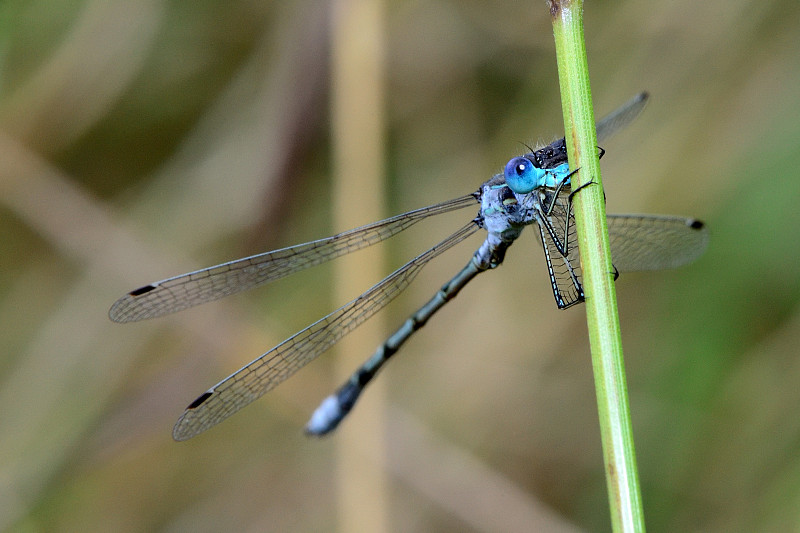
[548,1,646,531]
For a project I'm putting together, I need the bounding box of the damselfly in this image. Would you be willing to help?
[110,93,708,440]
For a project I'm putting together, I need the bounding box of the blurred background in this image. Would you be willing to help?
[2,0,800,531]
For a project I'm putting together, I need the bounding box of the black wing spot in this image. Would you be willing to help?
[688,219,705,230]
[129,284,157,297]
[187,391,213,409]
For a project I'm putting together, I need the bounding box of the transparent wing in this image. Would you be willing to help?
[172,221,480,440]
[109,194,477,322]
[534,183,707,305]
[596,92,649,144]
[532,92,649,170]
[608,214,708,271]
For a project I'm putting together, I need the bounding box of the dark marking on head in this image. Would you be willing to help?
[534,138,569,169]
[129,284,157,297]
[187,391,213,409]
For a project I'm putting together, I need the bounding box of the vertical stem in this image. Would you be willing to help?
[331,1,390,532]
[548,1,646,531]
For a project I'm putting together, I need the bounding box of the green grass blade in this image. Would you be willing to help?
[549,1,646,531]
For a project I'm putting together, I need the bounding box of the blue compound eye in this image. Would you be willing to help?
[504,156,545,194]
